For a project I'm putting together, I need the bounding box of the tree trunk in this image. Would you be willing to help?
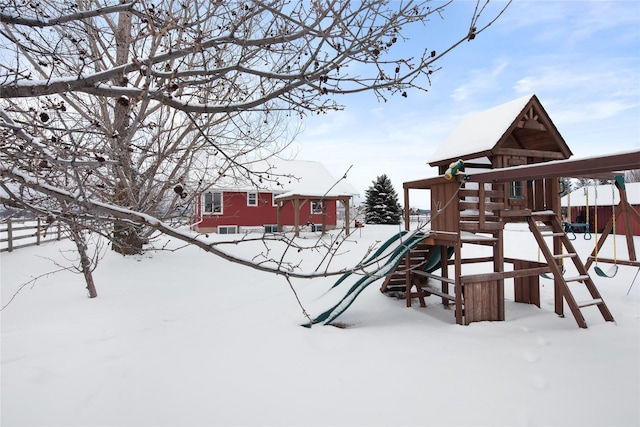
[110,8,143,255]
[112,221,145,255]
[70,223,98,298]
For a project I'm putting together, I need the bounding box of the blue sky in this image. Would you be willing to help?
[291,0,640,207]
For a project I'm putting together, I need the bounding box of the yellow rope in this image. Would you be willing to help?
[595,185,598,264]
[612,183,617,263]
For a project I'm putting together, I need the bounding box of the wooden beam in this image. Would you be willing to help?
[587,257,640,268]
[493,147,566,160]
[404,175,449,190]
[462,150,640,183]
[460,267,553,283]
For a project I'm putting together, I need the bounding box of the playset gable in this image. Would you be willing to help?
[429,94,572,174]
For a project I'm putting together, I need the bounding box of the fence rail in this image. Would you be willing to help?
[0,218,64,253]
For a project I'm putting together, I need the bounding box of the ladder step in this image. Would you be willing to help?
[565,275,590,283]
[553,253,577,259]
[541,232,565,237]
[531,211,556,217]
[577,298,603,308]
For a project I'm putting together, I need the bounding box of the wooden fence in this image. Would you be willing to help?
[0,218,64,253]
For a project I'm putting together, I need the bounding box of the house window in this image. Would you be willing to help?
[264,224,278,233]
[311,200,323,214]
[247,192,258,207]
[272,193,279,207]
[203,191,223,214]
[311,224,323,233]
[218,225,237,234]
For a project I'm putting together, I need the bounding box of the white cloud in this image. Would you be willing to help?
[292,0,639,204]
[449,57,510,103]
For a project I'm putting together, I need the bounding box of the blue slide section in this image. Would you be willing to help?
[304,230,430,327]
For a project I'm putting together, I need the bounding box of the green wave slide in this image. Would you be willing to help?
[304,230,440,327]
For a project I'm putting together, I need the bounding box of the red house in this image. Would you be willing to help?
[562,182,640,236]
[194,159,359,235]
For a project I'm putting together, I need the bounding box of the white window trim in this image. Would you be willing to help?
[247,191,258,207]
[203,191,223,215]
[311,200,323,214]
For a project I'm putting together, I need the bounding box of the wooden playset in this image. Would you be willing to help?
[378,95,640,328]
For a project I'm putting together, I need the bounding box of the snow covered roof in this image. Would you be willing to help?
[428,94,570,166]
[561,182,640,207]
[212,158,360,198]
[429,95,534,164]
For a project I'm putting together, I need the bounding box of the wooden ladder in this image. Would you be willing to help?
[527,212,614,328]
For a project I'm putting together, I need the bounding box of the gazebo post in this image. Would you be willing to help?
[277,200,283,232]
[293,198,300,237]
[343,198,350,235]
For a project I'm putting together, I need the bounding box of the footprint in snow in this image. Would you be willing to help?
[530,374,548,389]
[535,336,549,346]
[523,349,540,363]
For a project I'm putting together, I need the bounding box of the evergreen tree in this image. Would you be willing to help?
[364,175,402,225]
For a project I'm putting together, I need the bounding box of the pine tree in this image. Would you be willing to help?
[364,175,402,225]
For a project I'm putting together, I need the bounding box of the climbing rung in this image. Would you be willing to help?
[531,211,556,218]
[553,253,577,259]
[577,298,603,308]
[541,232,565,237]
[565,275,590,283]
[412,270,456,284]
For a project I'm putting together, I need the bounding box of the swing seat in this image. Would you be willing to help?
[541,267,565,280]
[594,264,618,278]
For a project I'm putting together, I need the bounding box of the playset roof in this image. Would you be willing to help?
[428,94,571,167]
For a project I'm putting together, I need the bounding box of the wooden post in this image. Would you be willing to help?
[454,243,463,325]
[321,201,327,235]
[36,217,41,246]
[405,253,412,307]
[276,200,283,233]
[494,228,505,320]
[293,199,300,237]
[404,187,410,231]
[548,177,565,317]
[441,245,450,307]
[478,184,486,228]
[343,198,351,235]
[618,185,638,261]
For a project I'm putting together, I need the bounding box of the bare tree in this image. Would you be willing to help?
[625,169,640,183]
[1,1,511,296]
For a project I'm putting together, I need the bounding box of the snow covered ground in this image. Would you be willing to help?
[2,224,639,426]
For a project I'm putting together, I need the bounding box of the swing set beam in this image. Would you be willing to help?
[587,257,640,268]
